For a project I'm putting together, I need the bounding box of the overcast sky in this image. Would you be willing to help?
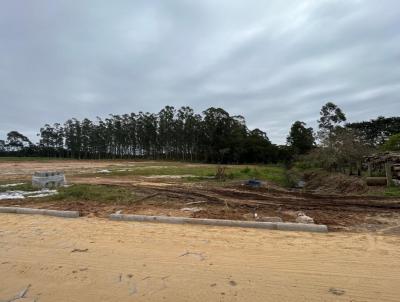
[0,1,399,144]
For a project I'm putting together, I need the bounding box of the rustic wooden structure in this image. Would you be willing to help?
[364,152,400,186]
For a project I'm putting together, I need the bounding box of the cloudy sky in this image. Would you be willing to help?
[0,0,399,144]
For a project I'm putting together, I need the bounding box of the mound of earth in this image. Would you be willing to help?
[304,171,368,195]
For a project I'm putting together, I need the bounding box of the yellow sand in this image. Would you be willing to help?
[1,214,399,302]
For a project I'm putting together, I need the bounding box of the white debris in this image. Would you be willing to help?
[0,189,58,200]
[0,192,25,200]
[26,190,58,198]
[295,212,314,224]
[97,169,111,173]
[181,207,203,213]
[146,175,196,179]
[0,183,26,188]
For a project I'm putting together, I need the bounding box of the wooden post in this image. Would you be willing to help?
[385,162,393,187]
[367,163,372,177]
[357,161,361,177]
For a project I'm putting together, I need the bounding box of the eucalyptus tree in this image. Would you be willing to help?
[158,106,176,159]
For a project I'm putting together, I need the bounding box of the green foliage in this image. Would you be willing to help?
[382,133,400,151]
[0,106,283,164]
[297,128,373,172]
[6,131,32,150]
[318,102,346,134]
[347,116,400,146]
[287,121,314,155]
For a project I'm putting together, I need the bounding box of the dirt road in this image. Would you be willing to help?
[1,214,400,302]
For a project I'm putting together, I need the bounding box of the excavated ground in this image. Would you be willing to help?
[1,159,400,233]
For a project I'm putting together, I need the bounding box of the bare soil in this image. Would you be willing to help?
[2,160,400,301]
[1,159,400,233]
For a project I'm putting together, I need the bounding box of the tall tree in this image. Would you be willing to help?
[287,121,314,155]
[347,116,400,146]
[318,102,346,139]
[6,131,32,151]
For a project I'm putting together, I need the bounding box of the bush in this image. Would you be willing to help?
[382,133,400,151]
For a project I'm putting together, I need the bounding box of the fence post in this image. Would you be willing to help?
[367,163,372,177]
[385,162,393,187]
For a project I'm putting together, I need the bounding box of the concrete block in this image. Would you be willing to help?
[32,171,66,188]
[0,207,79,218]
[109,214,328,233]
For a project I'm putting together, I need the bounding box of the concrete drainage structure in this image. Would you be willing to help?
[109,214,328,233]
[32,171,66,188]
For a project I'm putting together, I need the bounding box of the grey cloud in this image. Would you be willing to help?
[0,0,399,144]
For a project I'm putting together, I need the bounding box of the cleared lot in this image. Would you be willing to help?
[1,159,400,232]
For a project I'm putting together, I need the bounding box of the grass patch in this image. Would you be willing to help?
[50,184,137,204]
[383,186,400,197]
[0,183,36,192]
[84,164,288,186]
[224,166,287,185]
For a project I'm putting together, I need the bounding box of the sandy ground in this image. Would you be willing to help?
[1,214,400,302]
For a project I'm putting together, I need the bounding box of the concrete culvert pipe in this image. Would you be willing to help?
[109,214,328,233]
[0,207,79,218]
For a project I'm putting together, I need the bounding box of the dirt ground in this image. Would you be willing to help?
[1,214,400,302]
[2,159,400,301]
[1,159,400,233]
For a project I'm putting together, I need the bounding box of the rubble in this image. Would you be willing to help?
[295,212,314,224]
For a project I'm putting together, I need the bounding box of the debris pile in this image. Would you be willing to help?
[0,189,58,200]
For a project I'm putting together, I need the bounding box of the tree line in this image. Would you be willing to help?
[0,106,285,163]
[1,104,399,165]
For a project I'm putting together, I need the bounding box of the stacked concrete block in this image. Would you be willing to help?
[32,171,66,188]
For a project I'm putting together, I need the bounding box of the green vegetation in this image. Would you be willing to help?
[0,183,138,203]
[369,186,400,197]
[1,106,281,163]
[383,186,400,197]
[79,164,287,186]
[287,121,315,155]
[51,184,137,204]
[224,166,287,185]
[382,133,400,151]
[0,183,36,192]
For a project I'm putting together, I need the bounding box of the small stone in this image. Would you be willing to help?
[329,287,345,296]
